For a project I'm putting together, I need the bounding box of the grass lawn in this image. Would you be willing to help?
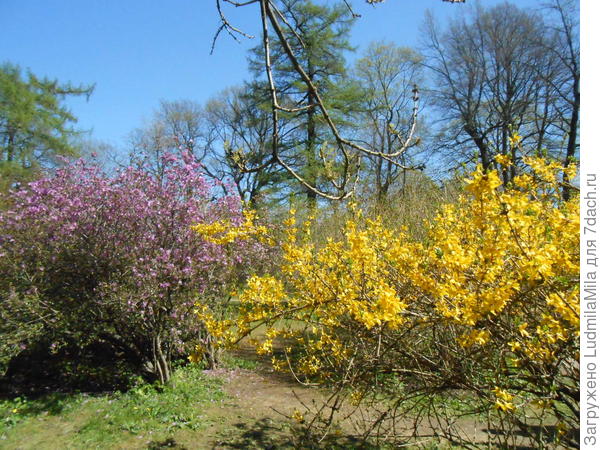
[0,363,229,449]
[0,351,398,449]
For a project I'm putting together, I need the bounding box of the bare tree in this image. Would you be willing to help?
[129,100,210,181]
[203,85,292,205]
[423,1,578,186]
[129,91,291,205]
[212,0,466,200]
[543,0,579,199]
[353,41,426,202]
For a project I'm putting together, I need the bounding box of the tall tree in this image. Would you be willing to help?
[129,94,286,206]
[353,41,425,202]
[129,99,208,181]
[544,0,579,199]
[248,0,362,205]
[212,0,466,200]
[0,63,93,191]
[423,2,576,183]
[203,84,291,206]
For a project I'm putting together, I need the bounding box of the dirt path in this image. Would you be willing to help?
[158,345,544,449]
[201,347,330,449]
[139,351,546,450]
[197,356,518,450]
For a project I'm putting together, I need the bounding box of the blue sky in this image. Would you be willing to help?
[1,0,545,150]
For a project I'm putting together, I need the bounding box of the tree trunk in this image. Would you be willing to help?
[465,124,491,171]
[562,78,579,201]
[305,60,318,209]
[152,333,171,384]
[6,128,15,162]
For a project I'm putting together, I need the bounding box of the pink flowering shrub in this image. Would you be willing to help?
[0,153,269,385]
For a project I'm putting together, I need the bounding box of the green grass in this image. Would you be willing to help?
[0,364,226,449]
[0,392,84,431]
[220,352,259,370]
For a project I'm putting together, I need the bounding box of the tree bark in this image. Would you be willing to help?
[562,78,579,201]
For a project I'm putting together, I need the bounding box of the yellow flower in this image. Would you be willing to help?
[508,341,521,352]
[464,167,502,197]
[188,345,204,363]
[350,390,365,406]
[495,154,513,167]
[508,131,522,148]
[195,155,579,430]
[495,399,516,412]
[192,209,269,245]
[518,323,530,338]
[493,387,515,412]
[256,339,273,355]
[532,399,551,409]
[292,409,305,423]
[458,329,491,348]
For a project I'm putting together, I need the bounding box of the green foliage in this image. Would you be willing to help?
[0,393,82,432]
[0,291,44,377]
[220,352,259,371]
[0,62,93,191]
[248,0,363,203]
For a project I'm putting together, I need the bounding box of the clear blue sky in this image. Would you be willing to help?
[1,0,545,150]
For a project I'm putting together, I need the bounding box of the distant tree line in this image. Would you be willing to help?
[1,0,579,205]
[128,0,578,206]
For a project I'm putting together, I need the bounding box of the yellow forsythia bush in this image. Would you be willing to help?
[196,157,579,447]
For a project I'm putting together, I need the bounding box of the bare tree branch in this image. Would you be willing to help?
[213,0,464,199]
[212,0,256,54]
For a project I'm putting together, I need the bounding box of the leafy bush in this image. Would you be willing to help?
[203,157,579,447]
[0,152,269,385]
